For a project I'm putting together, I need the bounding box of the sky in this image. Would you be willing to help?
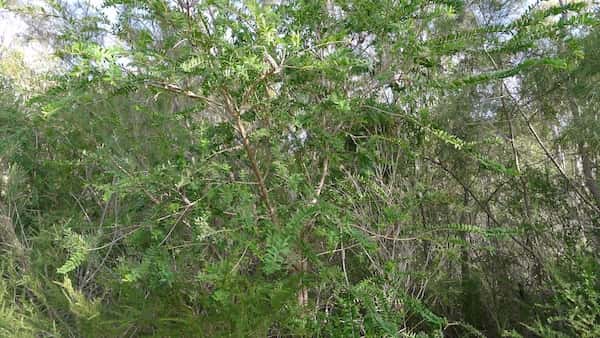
[0,0,115,71]
[0,10,27,49]
[1,3,55,71]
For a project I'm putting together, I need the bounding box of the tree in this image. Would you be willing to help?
[0,0,599,336]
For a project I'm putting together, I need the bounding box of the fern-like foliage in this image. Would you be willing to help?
[262,232,291,275]
[57,228,88,275]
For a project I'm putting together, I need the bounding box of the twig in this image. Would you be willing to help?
[316,243,361,256]
[311,158,329,205]
[70,193,92,224]
[202,145,243,161]
[425,157,501,227]
[146,81,218,105]
[230,246,249,274]
[340,234,349,286]
[165,228,238,250]
[87,226,143,251]
[159,201,196,246]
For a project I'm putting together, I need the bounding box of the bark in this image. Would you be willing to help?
[580,144,600,207]
[0,214,28,269]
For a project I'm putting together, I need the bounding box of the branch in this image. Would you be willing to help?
[484,49,600,214]
[310,157,329,205]
[222,91,278,225]
[424,157,501,227]
[518,109,599,214]
[240,50,282,110]
[146,81,219,106]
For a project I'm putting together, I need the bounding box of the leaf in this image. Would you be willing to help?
[57,228,89,275]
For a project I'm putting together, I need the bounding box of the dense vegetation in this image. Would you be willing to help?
[0,0,599,337]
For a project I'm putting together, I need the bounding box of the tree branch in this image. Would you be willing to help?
[222,91,279,225]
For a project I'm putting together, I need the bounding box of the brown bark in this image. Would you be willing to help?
[223,92,279,225]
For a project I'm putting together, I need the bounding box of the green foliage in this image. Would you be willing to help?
[1,0,599,336]
[57,227,89,275]
[524,250,600,338]
[54,276,101,320]
[0,275,37,337]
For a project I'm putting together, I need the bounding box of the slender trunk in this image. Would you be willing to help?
[460,188,473,322]
[223,92,278,225]
[580,144,600,207]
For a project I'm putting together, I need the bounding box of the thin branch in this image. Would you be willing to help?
[222,90,278,224]
[202,145,243,161]
[310,157,329,205]
[316,243,361,256]
[516,103,600,213]
[87,226,143,251]
[230,245,249,274]
[146,81,219,106]
[425,157,501,227]
[484,49,600,214]
[70,193,92,224]
[159,201,196,246]
[340,234,349,286]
